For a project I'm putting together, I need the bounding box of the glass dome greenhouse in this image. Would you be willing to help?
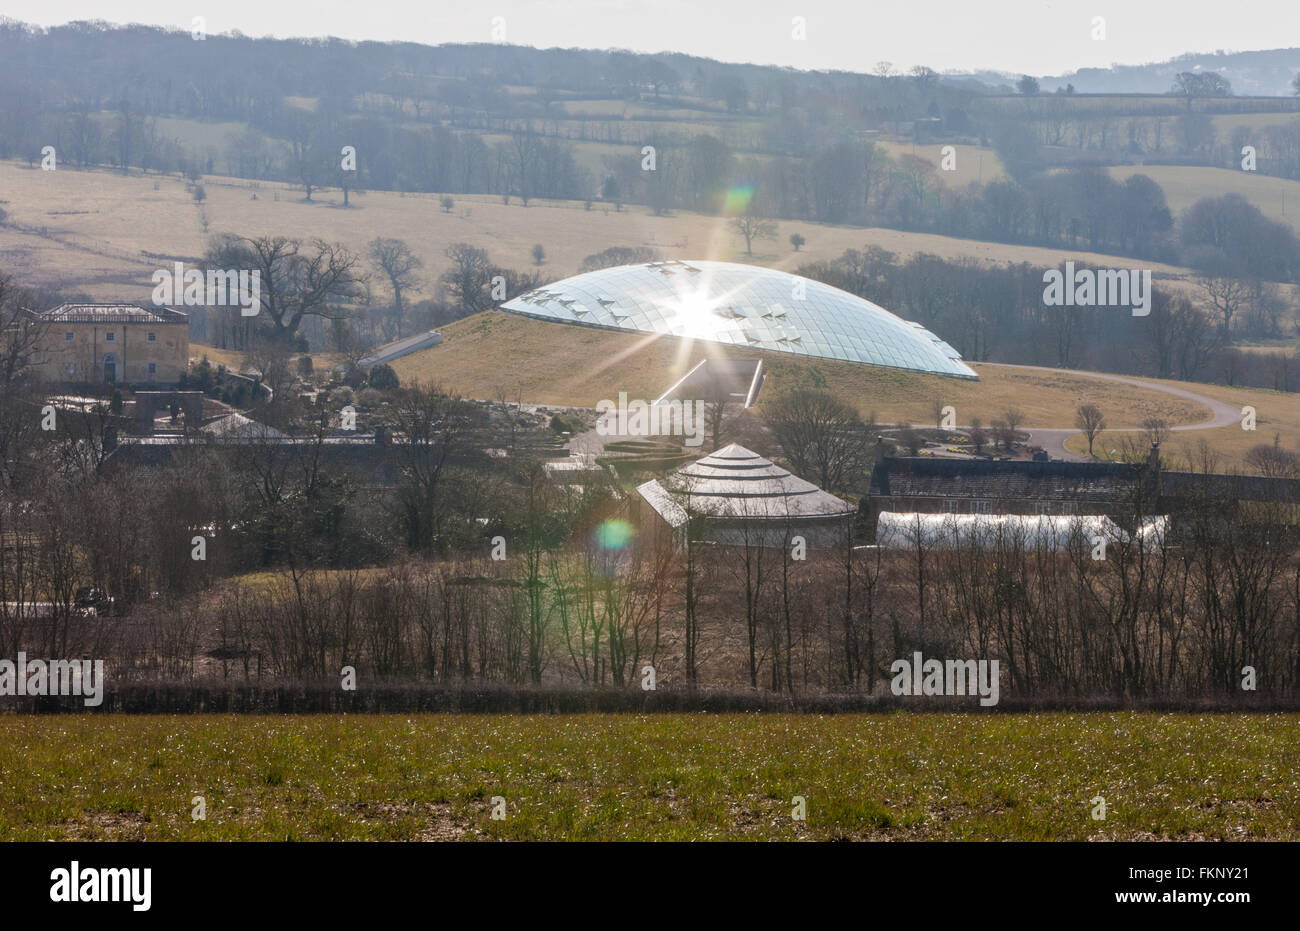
[499,259,977,379]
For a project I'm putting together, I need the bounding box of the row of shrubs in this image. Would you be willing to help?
[9,682,1295,714]
[181,360,258,406]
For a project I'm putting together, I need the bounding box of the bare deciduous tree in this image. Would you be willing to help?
[206,234,367,343]
[728,205,777,256]
[1142,417,1171,448]
[765,388,872,492]
[1075,403,1107,457]
[386,382,483,552]
[439,242,497,316]
[368,238,423,340]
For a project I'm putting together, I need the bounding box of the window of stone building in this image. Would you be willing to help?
[942,499,959,513]
[148,362,157,375]
[148,331,157,342]
[105,331,115,341]
[973,499,992,514]
[64,331,74,341]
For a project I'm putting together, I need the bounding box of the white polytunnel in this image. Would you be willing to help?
[875,512,1169,551]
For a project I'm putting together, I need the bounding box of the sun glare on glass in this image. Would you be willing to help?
[667,289,722,340]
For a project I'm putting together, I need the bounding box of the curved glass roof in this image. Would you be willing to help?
[500,259,977,379]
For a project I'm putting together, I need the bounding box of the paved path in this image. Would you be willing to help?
[974,363,1242,461]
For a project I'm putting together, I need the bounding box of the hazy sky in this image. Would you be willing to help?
[4,1,1298,75]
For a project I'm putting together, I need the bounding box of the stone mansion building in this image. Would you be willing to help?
[30,303,189,387]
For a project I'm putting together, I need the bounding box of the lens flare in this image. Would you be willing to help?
[668,289,721,339]
[723,185,755,214]
[594,518,635,551]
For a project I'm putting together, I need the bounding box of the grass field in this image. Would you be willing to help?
[150,115,271,153]
[188,341,346,373]
[1109,164,1300,233]
[0,713,1294,841]
[188,342,246,370]
[1060,376,1300,468]
[1211,111,1300,137]
[876,140,1007,185]
[0,158,1191,304]
[392,310,1209,426]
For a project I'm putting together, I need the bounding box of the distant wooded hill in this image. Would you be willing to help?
[962,47,1300,97]
[3,18,1300,337]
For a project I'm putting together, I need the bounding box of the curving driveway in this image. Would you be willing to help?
[973,363,1242,462]
[550,362,1245,464]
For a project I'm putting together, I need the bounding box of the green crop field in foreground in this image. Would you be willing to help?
[1,713,1296,841]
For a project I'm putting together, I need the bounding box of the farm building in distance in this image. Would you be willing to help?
[867,454,1156,521]
[874,512,1169,551]
[29,303,189,387]
[867,450,1300,539]
[636,443,854,548]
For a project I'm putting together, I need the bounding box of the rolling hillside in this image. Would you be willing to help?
[1109,164,1300,232]
[392,309,1204,424]
[391,307,1300,471]
[0,158,1193,304]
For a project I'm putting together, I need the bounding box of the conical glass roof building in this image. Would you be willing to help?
[501,260,977,379]
[636,444,854,548]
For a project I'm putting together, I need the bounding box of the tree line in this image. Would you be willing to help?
[797,246,1300,389]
